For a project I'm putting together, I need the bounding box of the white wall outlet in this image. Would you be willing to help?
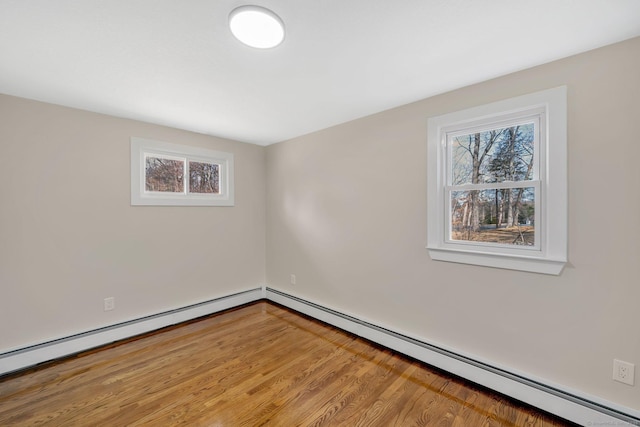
[104,297,115,312]
[613,359,635,386]
[290,274,296,285]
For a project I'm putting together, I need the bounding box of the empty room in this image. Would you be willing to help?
[1,1,639,426]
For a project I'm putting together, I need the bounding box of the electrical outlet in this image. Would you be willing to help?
[613,359,635,386]
[104,297,115,312]
[290,274,296,285]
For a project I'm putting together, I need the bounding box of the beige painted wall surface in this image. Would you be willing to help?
[266,37,640,410]
[0,95,266,351]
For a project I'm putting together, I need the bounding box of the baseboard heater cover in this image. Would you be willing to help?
[265,287,640,427]
[2,286,638,426]
[0,288,263,377]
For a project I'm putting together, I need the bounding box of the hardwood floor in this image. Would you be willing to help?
[0,302,576,426]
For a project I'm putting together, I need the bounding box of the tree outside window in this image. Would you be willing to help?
[448,122,537,247]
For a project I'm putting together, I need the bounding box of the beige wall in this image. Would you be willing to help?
[1,36,638,413]
[266,37,640,410]
[0,95,266,351]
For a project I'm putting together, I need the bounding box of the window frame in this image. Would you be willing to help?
[445,112,542,252]
[427,87,567,275]
[131,137,234,206]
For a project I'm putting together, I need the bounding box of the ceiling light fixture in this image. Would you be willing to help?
[229,5,285,49]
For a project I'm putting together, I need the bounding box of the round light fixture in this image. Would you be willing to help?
[229,5,285,49]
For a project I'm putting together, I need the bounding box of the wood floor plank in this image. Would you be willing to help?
[0,302,577,426]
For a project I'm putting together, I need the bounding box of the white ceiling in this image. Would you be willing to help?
[1,1,640,145]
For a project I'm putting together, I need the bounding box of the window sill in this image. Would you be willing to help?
[427,247,566,275]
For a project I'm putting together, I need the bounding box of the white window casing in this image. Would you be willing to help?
[427,86,567,275]
[131,137,234,206]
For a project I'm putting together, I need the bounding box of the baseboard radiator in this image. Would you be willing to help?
[265,288,640,427]
[0,288,264,377]
[1,286,638,426]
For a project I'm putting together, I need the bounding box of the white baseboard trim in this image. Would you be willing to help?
[2,286,638,426]
[265,287,640,427]
[0,288,263,377]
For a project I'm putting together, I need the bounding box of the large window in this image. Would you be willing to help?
[427,87,567,274]
[131,138,234,206]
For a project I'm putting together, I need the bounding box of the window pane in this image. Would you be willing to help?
[189,161,220,194]
[450,187,535,246]
[451,123,534,185]
[145,156,184,193]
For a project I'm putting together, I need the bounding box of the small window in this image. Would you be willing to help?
[427,87,567,274]
[131,138,234,206]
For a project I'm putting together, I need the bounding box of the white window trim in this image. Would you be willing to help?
[131,137,234,206]
[427,86,567,275]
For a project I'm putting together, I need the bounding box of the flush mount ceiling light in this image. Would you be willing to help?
[229,5,285,49]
